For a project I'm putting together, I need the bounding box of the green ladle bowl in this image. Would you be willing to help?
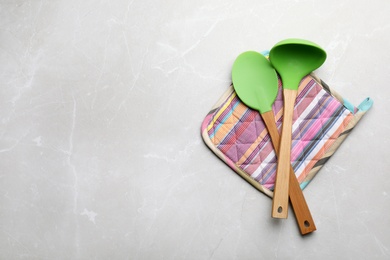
[269,38,327,90]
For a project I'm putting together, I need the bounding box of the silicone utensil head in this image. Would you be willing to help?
[232,51,279,113]
[269,38,327,90]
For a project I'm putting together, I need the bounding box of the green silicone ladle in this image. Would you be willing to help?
[270,39,327,91]
[269,39,327,218]
[232,51,317,234]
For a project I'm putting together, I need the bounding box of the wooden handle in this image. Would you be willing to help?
[288,165,317,234]
[271,89,298,219]
[262,110,316,234]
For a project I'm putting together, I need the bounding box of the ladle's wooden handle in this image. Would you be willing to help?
[262,110,316,234]
[272,89,298,219]
[288,165,317,234]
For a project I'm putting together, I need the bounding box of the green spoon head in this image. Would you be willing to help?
[232,51,279,113]
[269,38,327,90]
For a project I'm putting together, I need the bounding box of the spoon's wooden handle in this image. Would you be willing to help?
[262,110,316,234]
[271,89,298,219]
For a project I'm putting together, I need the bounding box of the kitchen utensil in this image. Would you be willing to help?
[232,51,316,233]
[269,39,327,218]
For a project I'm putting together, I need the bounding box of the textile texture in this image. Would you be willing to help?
[201,74,372,197]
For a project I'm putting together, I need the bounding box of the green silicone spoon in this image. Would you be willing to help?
[232,51,278,113]
[269,39,327,218]
[232,51,316,234]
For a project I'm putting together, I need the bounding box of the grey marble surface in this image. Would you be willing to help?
[1,0,389,259]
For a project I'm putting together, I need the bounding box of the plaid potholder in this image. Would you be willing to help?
[201,72,372,197]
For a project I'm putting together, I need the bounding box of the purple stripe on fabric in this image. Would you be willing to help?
[240,128,269,168]
[272,79,320,126]
[217,109,257,162]
[294,80,320,115]
[207,94,240,136]
[260,163,278,188]
[241,135,274,173]
[218,108,252,146]
[292,105,347,171]
[291,95,337,161]
[296,79,316,101]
